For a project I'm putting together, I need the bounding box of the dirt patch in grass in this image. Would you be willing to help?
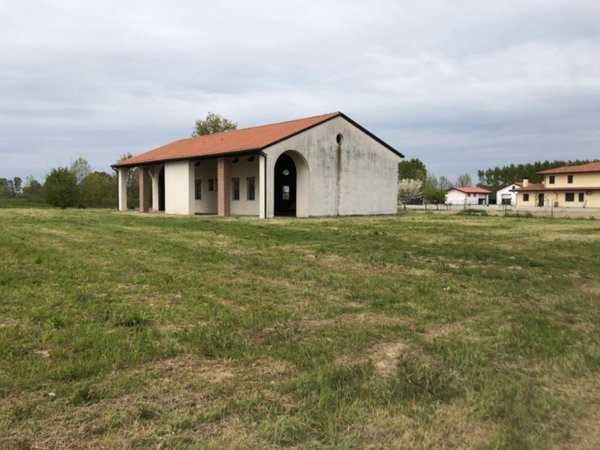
[302,312,406,332]
[336,339,409,377]
[572,405,600,450]
[0,318,18,328]
[357,402,494,449]
[369,341,408,377]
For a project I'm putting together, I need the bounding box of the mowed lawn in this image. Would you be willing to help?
[0,209,599,449]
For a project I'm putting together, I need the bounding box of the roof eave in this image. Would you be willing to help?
[111,148,261,169]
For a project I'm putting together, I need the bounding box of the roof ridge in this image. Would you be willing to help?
[190,111,341,139]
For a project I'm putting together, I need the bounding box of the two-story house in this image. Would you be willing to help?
[515,162,600,207]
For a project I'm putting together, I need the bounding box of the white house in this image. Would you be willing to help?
[112,112,404,218]
[496,183,522,206]
[445,187,491,206]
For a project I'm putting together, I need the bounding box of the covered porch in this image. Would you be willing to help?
[117,154,266,217]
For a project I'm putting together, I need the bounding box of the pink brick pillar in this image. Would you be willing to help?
[217,158,230,217]
[139,167,149,213]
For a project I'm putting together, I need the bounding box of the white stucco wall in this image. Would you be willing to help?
[228,156,260,216]
[445,190,467,205]
[263,116,401,217]
[190,157,260,216]
[496,185,519,205]
[193,159,218,214]
[164,161,194,215]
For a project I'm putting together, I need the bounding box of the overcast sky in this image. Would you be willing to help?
[1,0,599,183]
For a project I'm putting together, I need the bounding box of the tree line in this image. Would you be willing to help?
[1,113,234,209]
[0,155,140,209]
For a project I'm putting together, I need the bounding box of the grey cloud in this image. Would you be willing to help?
[1,0,599,183]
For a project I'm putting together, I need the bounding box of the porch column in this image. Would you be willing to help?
[259,153,266,218]
[139,167,149,213]
[151,167,159,211]
[217,158,230,216]
[118,167,128,211]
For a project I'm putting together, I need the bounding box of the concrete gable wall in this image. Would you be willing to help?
[264,116,401,217]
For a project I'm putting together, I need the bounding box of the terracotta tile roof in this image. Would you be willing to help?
[113,112,402,167]
[538,162,600,174]
[515,183,546,191]
[516,184,600,192]
[448,186,491,194]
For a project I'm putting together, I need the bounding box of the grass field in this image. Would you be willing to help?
[0,209,599,449]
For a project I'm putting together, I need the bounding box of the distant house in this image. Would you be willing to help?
[112,112,404,217]
[445,187,491,206]
[515,162,600,207]
[496,183,523,206]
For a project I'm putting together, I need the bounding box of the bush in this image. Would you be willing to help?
[80,172,117,208]
[504,211,534,219]
[43,167,77,208]
[456,209,488,216]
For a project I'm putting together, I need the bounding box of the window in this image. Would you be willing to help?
[578,192,584,202]
[195,179,202,200]
[523,194,530,202]
[208,178,215,192]
[568,175,573,184]
[247,177,255,201]
[549,176,555,184]
[232,178,240,201]
[565,193,574,202]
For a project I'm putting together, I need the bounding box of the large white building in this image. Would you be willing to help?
[113,112,404,218]
[445,187,491,206]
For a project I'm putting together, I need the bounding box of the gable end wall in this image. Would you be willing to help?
[264,116,401,217]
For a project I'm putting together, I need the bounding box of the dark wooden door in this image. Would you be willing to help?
[274,154,296,216]
[158,168,165,211]
[537,193,544,207]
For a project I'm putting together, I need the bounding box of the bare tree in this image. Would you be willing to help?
[456,173,472,187]
[398,179,423,211]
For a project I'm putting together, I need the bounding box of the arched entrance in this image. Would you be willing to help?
[274,154,297,216]
[158,167,165,211]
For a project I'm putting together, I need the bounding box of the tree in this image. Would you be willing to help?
[22,176,42,198]
[70,156,92,206]
[398,158,427,182]
[12,177,22,195]
[43,167,77,208]
[0,177,22,197]
[456,173,472,187]
[70,156,91,185]
[438,176,453,191]
[422,174,446,205]
[0,178,9,198]
[397,179,423,210]
[192,112,237,137]
[80,172,117,208]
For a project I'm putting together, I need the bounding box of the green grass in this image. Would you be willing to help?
[0,209,599,448]
[0,197,50,209]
